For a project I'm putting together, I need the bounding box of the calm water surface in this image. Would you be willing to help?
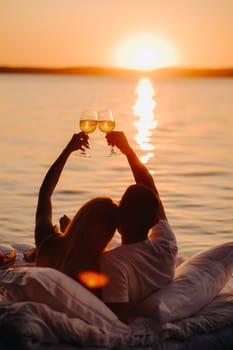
[0,74,233,258]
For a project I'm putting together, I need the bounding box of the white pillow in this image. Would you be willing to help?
[0,266,125,332]
[132,242,233,323]
[161,293,233,339]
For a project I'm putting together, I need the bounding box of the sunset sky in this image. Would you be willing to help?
[1,0,233,70]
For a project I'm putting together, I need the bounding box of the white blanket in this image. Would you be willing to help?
[1,243,233,348]
[1,289,233,348]
[0,300,160,348]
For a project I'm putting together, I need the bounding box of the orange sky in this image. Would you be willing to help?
[0,0,233,69]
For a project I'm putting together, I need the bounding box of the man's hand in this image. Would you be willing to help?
[105,131,131,155]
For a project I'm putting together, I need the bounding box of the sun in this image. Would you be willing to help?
[115,34,177,71]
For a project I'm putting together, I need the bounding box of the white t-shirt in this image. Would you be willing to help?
[99,220,177,311]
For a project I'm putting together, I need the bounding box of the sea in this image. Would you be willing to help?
[0,73,233,259]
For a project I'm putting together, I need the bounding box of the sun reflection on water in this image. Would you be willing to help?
[133,78,158,163]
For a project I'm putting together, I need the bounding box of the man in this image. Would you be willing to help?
[99,131,178,323]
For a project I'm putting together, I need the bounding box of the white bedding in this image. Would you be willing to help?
[161,293,233,339]
[0,243,233,349]
[1,291,233,348]
[0,300,159,348]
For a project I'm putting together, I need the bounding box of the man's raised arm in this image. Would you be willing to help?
[106,131,166,220]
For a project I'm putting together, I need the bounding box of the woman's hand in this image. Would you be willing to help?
[59,214,71,233]
[65,132,89,153]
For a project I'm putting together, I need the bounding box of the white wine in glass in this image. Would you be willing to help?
[98,109,119,156]
[77,110,97,157]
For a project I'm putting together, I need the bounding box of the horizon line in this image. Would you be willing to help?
[1,65,233,78]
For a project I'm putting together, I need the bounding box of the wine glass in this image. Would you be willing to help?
[98,109,119,156]
[77,110,97,157]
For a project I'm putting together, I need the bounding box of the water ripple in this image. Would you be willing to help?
[56,190,88,195]
[183,171,230,177]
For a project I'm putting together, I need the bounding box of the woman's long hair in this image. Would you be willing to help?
[55,197,118,279]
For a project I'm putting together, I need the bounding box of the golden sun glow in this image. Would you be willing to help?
[115,34,177,71]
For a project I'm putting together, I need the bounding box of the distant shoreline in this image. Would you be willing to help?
[1,66,233,78]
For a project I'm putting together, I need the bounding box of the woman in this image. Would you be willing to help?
[35,133,118,293]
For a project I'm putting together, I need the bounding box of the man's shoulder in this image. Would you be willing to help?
[100,242,142,264]
[99,246,130,276]
[101,244,127,260]
[150,220,176,241]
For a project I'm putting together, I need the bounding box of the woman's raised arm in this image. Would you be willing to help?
[35,133,89,247]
